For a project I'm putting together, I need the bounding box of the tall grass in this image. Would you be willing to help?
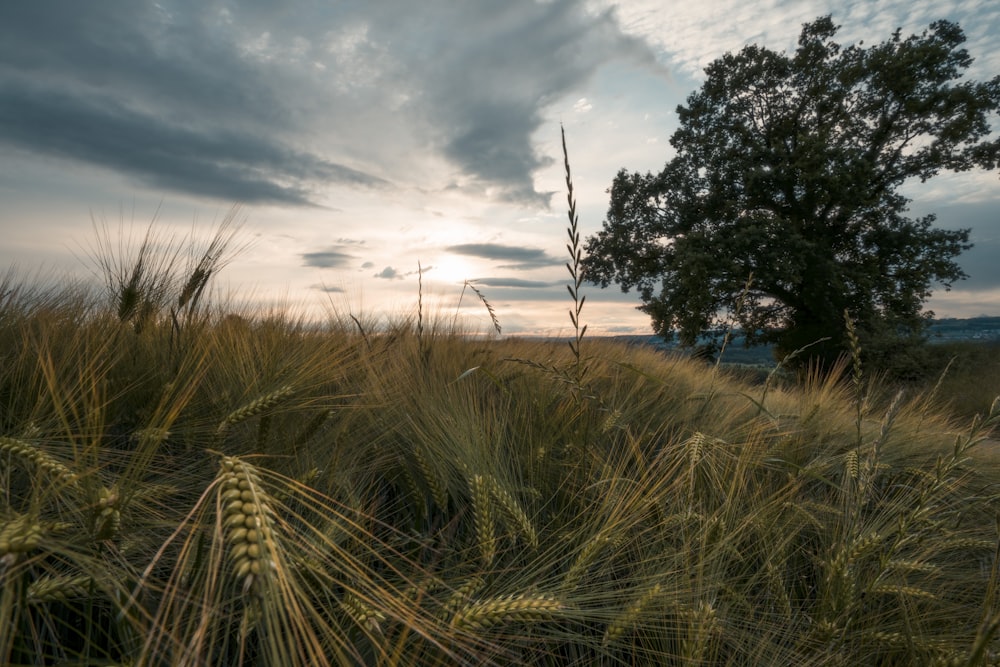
[2,165,1000,664]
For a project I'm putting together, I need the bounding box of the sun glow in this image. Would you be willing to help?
[426,254,479,288]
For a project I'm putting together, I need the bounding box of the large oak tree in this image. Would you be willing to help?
[583,17,999,367]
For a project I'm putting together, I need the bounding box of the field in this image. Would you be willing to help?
[2,258,1000,665]
[3,146,1000,665]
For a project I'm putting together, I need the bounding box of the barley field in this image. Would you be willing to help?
[2,255,999,666]
[2,146,999,665]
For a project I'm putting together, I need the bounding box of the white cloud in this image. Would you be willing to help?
[596,0,1000,80]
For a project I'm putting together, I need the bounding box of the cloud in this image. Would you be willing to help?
[0,84,387,206]
[301,247,356,268]
[389,1,659,205]
[0,0,660,208]
[446,243,561,269]
[599,0,1000,80]
[374,266,402,280]
[310,283,346,293]
[470,277,558,288]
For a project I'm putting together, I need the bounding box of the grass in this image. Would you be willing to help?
[2,148,1000,665]
[920,341,1000,421]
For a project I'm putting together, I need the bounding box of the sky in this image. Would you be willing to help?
[1,0,999,337]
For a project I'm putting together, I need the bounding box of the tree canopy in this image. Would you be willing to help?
[583,16,1000,368]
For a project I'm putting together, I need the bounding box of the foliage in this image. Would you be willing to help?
[583,15,1000,368]
[2,226,1000,665]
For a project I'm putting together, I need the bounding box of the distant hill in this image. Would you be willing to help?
[926,316,1000,342]
[595,316,1000,367]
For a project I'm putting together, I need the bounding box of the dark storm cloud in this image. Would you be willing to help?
[0,85,386,205]
[0,0,658,207]
[446,243,560,269]
[0,1,386,205]
[301,247,356,268]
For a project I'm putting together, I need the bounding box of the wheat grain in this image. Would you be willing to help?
[844,449,860,481]
[887,558,939,574]
[681,600,718,664]
[846,532,882,565]
[464,282,501,335]
[563,532,611,592]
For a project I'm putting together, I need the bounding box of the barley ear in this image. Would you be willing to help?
[217,455,279,595]
[451,592,563,631]
[28,575,95,604]
[0,436,80,489]
[603,582,662,646]
[470,474,495,568]
[485,475,537,549]
[214,385,294,443]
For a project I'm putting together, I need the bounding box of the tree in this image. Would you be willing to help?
[583,16,1000,369]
